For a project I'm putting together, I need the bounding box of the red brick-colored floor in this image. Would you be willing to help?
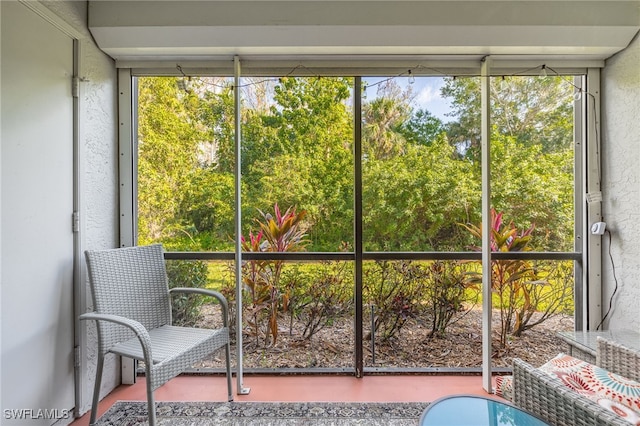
[70,374,497,425]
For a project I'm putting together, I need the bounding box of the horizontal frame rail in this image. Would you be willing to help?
[164,251,581,262]
[180,366,512,376]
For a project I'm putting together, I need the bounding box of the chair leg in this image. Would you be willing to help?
[146,366,156,426]
[88,353,104,426]
[225,341,233,402]
[146,389,156,426]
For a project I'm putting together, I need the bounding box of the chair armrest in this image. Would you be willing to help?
[79,312,153,361]
[169,288,229,327]
[512,358,628,426]
[596,337,640,381]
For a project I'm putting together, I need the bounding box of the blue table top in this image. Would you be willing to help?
[419,395,549,426]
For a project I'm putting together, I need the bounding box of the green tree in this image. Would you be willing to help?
[441,75,575,251]
[138,77,210,245]
[362,81,412,160]
[442,76,574,156]
[441,77,482,156]
[363,135,478,251]
[197,79,236,174]
[490,134,574,251]
[263,77,352,157]
[177,168,236,250]
[398,108,446,146]
[245,77,355,251]
[137,73,575,256]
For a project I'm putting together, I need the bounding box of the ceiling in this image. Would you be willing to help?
[88,0,640,66]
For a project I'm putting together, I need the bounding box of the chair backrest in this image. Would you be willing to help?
[85,244,172,352]
[596,337,640,382]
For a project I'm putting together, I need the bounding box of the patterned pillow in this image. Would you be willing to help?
[577,390,640,426]
[495,375,513,400]
[539,353,640,416]
[538,353,593,391]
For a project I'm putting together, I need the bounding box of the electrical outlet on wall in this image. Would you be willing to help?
[591,222,606,235]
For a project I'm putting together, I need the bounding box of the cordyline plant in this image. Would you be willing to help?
[460,209,545,348]
[241,203,308,347]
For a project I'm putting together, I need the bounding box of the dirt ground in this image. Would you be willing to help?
[194,305,574,370]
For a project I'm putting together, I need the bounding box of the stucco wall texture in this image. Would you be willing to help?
[42,0,120,416]
[601,31,640,332]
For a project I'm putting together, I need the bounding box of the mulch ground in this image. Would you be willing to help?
[194,305,574,370]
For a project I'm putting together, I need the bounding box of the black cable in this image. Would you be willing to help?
[173,62,598,105]
[596,229,618,330]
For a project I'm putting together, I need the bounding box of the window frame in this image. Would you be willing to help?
[118,59,600,386]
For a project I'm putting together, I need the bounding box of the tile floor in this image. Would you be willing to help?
[70,374,500,425]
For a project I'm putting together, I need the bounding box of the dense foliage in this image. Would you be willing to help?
[137,73,576,349]
[138,74,575,253]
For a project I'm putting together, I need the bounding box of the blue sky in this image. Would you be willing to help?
[412,77,452,122]
[363,76,453,123]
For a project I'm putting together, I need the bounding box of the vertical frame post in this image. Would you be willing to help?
[481,57,493,393]
[234,56,250,394]
[118,68,137,385]
[585,68,603,330]
[118,69,136,248]
[354,77,364,378]
[573,75,586,331]
[72,37,85,418]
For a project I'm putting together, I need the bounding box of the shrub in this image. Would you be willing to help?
[166,259,209,326]
[423,260,478,337]
[364,260,427,341]
[284,261,353,340]
[509,260,574,336]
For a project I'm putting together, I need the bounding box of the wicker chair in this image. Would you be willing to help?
[513,337,640,426]
[80,244,233,426]
[596,337,640,382]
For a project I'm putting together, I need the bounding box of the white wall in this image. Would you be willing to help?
[1,3,76,424]
[1,0,119,422]
[601,31,640,332]
[46,1,121,416]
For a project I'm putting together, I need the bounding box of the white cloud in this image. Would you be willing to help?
[411,79,451,122]
[416,86,437,105]
[415,80,443,106]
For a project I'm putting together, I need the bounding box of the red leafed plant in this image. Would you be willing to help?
[242,204,308,347]
[460,209,540,347]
